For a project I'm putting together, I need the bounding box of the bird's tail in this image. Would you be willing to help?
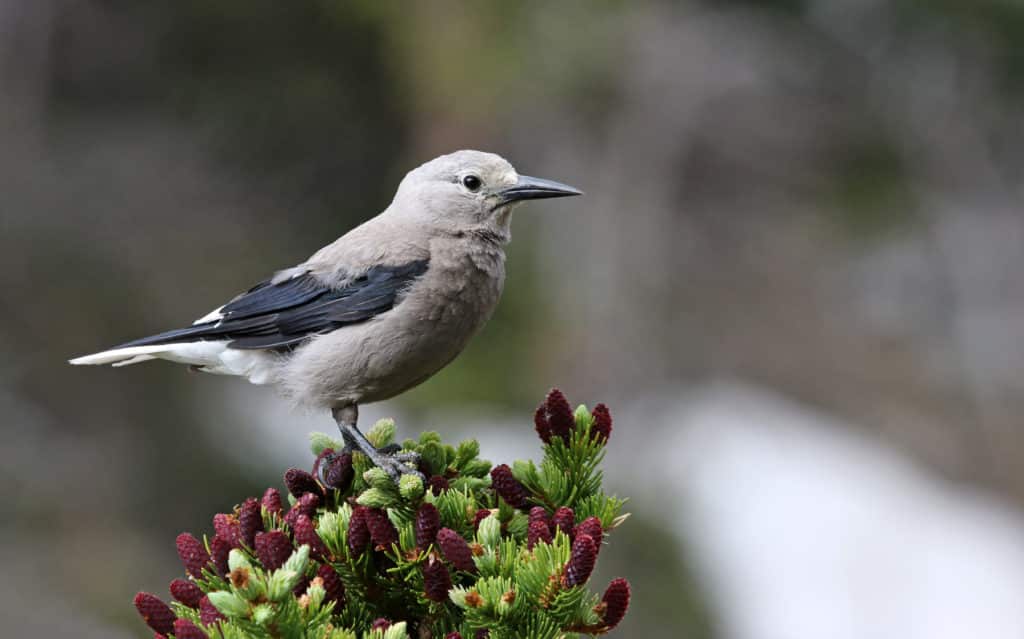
[69,341,227,368]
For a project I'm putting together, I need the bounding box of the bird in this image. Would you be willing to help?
[70,150,582,479]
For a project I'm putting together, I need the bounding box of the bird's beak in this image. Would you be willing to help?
[495,175,583,206]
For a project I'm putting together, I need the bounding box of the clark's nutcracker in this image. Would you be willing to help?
[70,150,581,478]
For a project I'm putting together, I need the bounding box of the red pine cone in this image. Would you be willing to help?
[323,451,354,492]
[422,555,453,602]
[534,405,552,444]
[445,633,464,639]
[564,534,597,587]
[212,513,240,548]
[490,464,528,508]
[370,618,391,630]
[261,487,283,515]
[175,533,210,579]
[574,516,604,550]
[527,519,553,550]
[133,592,175,635]
[590,403,613,443]
[436,527,476,573]
[292,574,310,598]
[317,563,346,606]
[238,497,263,548]
[551,507,575,539]
[169,578,203,608]
[364,507,398,550]
[199,595,225,626]
[284,467,324,500]
[172,618,207,639]
[475,631,490,639]
[254,530,292,571]
[347,506,371,557]
[292,514,328,559]
[210,535,231,577]
[600,578,631,629]
[415,503,441,550]
[428,474,450,496]
[471,508,491,531]
[528,506,551,529]
[544,388,575,441]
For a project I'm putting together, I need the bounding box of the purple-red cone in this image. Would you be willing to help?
[133,592,175,635]
[364,507,399,550]
[471,508,491,531]
[284,467,324,500]
[534,405,552,444]
[172,618,207,639]
[169,578,203,608]
[254,530,292,571]
[574,516,604,550]
[261,487,283,515]
[422,555,453,602]
[528,506,551,529]
[564,534,598,587]
[347,506,371,557]
[590,403,613,443]
[600,578,631,629]
[490,464,528,508]
[212,513,241,548]
[527,519,553,549]
[551,507,575,539]
[210,535,231,577]
[436,527,476,573]
[544,388,575,441]
[445,633,464,639]
[238,498,263,547]
[285,492,321,528]
[370,618,391,630]
[293,514,328,559]
[428,474,450,496]
[323,451,354,491]
[199,595,225,625]
[317,563,346,606]
[175,533,210,579]
[415,503,441,550]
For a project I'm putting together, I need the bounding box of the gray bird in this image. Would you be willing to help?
[70,150,581,479]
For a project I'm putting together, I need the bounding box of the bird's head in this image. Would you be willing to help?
[389,150,582,243]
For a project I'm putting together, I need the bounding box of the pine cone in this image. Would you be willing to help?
[292,514,328,560]
[254,530,291,571]
[445,633,463,639]
[370,618,391,630]
[427,474,450,496]
[175,533,210,579]
[422,555,453,602]
[600,578,631,629]
[347,506,371,557]
[551,507,575,540]
[284,467,324,500]
[544,388,575,441]
[317,563,346,606]
[209,535,231,577]
[533,405,552,444]
[172,618,207,639]
[169,578,203,608]
[238,497,263,548]
[574,516,603,551]
[133,592,175,635]
[414,503,441,550]
[490,464,528,508]
[364,507,398,550]
[436,527,476,573]
[199,595,225,626]
[471,508,491,531]
[527,519,553,550]
[564,534,597,587]
[528,506,551,530]
[323,451,354,492]
[590,403,613,443]
[212,513,240,548]
[261,487,283,515]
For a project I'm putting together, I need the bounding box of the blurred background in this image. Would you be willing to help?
[3,1,1024,637]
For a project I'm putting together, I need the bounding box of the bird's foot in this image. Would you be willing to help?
[369,447,423,482]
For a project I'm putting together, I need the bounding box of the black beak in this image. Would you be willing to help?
[495,175,583,206]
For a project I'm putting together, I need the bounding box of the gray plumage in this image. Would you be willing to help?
[70,150,581,478]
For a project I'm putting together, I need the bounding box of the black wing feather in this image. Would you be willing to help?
[115,260,429,351]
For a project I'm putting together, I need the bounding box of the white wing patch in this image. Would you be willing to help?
[194,305,224,325]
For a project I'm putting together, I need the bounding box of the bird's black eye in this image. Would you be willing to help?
[462,175,482,192]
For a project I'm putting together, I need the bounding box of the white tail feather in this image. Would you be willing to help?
[69,340,277,383]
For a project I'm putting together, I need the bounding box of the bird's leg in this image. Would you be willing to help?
[332,404,421,482]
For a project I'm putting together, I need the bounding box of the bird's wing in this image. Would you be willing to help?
[113,259,430,351]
